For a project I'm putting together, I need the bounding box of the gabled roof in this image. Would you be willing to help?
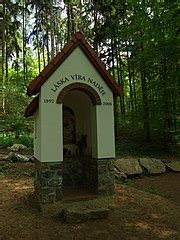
[25,32,123,118]
[26,32,122,97]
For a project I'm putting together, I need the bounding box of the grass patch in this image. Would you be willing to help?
[145,186,159,195]
[145,186,171,199]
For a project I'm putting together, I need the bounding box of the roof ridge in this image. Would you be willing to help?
[26,32,122,97]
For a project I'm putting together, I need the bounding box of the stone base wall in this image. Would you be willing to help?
[34,160,63,204]
[97,159,115,196]
[83,158,98,189]
[34,158,115,205]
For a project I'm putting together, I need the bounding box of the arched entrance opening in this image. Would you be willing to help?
[57,83,101,199]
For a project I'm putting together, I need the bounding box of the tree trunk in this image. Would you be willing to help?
[70,3,75,35]
[42,46,46,68]
[125,40,134,113]
[140,60,150,142]
[118,51,125,114]
[139,42,150,141]
[22,0,27,83]
[46,30,50,64]
[132,65,137,111]
[66,2,71,41]
[161,57,172,151]
[111,38,119,140]
[93,1,98,51]
[35,6,41,73]
[2,0,6,114]
[115,41,124,115]
[50,0,55,59]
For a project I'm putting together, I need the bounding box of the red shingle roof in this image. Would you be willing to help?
[24,95,39,118]
[27,32,122,97]
[25,32,123,117]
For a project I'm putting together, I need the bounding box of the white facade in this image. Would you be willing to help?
[34,47,115,162]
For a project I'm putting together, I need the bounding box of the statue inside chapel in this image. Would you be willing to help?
[63,106,76,145]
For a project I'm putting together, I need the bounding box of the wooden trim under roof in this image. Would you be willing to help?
[24,95,39,118]
[26,32,123,97]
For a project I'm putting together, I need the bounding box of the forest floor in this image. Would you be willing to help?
[0,148,180,240]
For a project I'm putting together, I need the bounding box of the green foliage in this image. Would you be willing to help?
[145,186,171,199]
[145,186,159,195]
[0,136,14,148]
[0,163,11,172]
[2,0,179,156]
[0,134,33,149]
[16,134,33,149]
[2,47,37,141]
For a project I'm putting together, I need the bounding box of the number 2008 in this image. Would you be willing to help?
[103,102,112,106]
[44,99,54,103]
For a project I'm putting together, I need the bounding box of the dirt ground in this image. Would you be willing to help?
[0,150,180,240]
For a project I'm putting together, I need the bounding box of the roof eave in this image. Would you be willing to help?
[24,95,39,118]
[26,32,123,97]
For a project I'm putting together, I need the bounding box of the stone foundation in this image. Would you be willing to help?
[97,159,115,195]
[34,158,114,205]
[34,160,63,204]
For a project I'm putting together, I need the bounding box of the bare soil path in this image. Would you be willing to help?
[0,151,180,240]
[129,172,180,204]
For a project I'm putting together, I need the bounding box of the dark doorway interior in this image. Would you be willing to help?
[62,90,98,200]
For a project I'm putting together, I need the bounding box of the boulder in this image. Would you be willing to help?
[7,144,27,152]
[165,161,180,172]
[27,156,35,163]
[0,154,9,161]
[114,167,127,182]
[115,158,143,176]
[62,207,109,223]
[8,152,29,162]
[139,158,166,174]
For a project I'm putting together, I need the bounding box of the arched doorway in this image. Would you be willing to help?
[57,83,101,199]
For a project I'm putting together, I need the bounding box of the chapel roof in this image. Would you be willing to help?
[27,32,122,97]
[25,32,123,117]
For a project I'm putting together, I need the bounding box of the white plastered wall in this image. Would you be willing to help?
[34,109,41,160]
[37,46,115,162]
[40,98,63,162]
[96,104,115,158]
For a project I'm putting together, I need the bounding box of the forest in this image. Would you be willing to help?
[1,0,179,156]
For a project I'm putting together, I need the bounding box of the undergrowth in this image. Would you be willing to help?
[0,134,33,149]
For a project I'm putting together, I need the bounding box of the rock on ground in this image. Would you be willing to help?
[114,167,127,182]
[62,207,110,223]
[115,158,143,176]
[7,144,27,152]
[139,158,166,174]
[8,152,29,162]
[165,161,180,172]
[0,155,9,161]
